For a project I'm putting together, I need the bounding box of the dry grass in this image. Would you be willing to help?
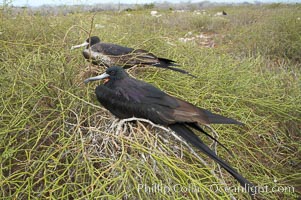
[1,4,300,200]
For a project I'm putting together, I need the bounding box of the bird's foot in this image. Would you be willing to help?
[107,118,130,135]
[108,119,122,134]
[116,119,127,134]
[109,118,120,130]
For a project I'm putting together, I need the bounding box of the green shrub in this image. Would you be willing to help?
[1,6,300,200]
[225,6,301,63]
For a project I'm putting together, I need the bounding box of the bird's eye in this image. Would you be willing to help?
[110,71,116,76]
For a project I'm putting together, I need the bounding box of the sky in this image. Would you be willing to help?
[7,0,301,7]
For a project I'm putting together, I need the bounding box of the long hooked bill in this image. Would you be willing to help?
[84,72,110,84]
[70,41,89,50]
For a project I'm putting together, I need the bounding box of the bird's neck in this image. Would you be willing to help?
[105,77,128,88]
[104,79,119,88]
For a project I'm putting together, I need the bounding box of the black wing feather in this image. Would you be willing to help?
[89,43,195,76]
[92,43,135,56]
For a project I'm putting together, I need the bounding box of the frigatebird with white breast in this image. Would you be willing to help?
[71,36,195,77]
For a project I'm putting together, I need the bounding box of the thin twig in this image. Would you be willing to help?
[110,117,236,200]
[63,25,89,44]
[87,13,97,72]
[52,85,106,111]
[206,124,236,200]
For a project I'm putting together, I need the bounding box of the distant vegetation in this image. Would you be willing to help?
[1,3,300,200]
[3,1,282,14]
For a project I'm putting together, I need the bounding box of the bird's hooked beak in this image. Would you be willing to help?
[84,72,110,84]
[70,41,89,50]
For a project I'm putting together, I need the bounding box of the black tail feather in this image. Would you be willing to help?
[186,123,234,157]
[154,58,197,78]
[202,109,244,125]
[169,123,255,197]
[157,57,179,66]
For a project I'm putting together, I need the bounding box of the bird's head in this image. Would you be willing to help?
[71,36,101,50]
[84,66,128,84]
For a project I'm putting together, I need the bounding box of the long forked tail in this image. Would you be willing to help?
[186,123,233,157]
[154,57,197,78]
[200,109,244,125]
[169,123,256,198]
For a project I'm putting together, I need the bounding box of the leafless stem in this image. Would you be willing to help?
[109,117,236,200]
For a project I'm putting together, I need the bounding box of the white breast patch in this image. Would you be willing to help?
[84,49,113,65]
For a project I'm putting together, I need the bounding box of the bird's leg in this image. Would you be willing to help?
[107,118,126,135]
[107,118,131,135]
[109,117,120,130]
[116,118,128,134]
[114,118,137,135]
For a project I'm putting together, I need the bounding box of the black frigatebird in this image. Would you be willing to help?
[84,66,255,197]
[71,36,195,77]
